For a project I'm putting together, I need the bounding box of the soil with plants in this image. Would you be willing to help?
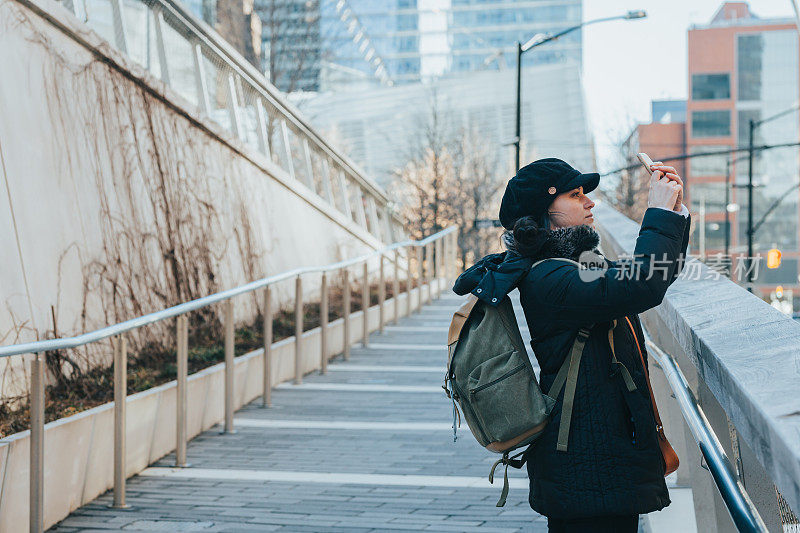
[0,280,411,437]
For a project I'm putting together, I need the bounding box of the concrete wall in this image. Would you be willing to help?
[0,282,443,532]
[0,0,393,399]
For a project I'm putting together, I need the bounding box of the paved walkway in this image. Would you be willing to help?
[50,294,548,532]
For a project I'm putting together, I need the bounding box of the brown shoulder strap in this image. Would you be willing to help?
[624,316,664,430]
[448,294,478,346]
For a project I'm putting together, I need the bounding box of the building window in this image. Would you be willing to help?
[737,109,762,147]
[690,182,728,211]
[689,220,728,251]
[689,146,731,176]
[737,34,763,101]
[692,110,730,138]
[692,73,730,100]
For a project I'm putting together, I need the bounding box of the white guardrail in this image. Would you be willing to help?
[49,0,403,242]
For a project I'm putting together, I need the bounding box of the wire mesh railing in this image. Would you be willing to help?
[54,0,401,243]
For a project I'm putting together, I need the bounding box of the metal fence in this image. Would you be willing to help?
[1,226,458,533]
[55,0,402,242]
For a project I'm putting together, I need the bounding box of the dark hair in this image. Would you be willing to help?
[502,213,551,257]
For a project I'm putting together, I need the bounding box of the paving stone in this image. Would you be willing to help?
[48,296,545,532]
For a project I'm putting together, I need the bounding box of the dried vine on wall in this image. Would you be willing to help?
[0,2,265,404]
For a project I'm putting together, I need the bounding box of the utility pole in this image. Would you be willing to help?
[514,41,522,172]
[700,197,706,260]
[725,157,731,257]
[747,119,755,293]
[512,11,646,171]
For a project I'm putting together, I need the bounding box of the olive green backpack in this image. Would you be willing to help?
[442,258,592,506]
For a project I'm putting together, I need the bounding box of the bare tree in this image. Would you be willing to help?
[392,94,506,268]
[393,92,458,239]
[257,0,322,93]
[597,115,649,221]
[451,126,506,266]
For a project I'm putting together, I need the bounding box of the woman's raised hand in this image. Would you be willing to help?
[646,163,682,211]
[649,162,683,211]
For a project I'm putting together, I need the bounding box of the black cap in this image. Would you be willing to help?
[498,158,600,230]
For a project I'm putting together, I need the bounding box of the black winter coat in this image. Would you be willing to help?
[453,207,691,519]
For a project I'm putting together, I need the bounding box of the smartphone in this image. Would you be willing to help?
[637,152,654,175]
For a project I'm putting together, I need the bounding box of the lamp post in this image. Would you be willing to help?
[745,102,800,291]
[513,10,647,171]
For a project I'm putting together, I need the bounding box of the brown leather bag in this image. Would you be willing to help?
[624,316,680,476]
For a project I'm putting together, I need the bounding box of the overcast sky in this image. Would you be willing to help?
[582,0,796,172]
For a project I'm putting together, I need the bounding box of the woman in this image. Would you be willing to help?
[453,158,690,533]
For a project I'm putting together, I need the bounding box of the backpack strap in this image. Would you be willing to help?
[489,449,527,507]
[553,327,591,452]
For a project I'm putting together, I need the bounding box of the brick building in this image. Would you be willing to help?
[624,2,800,311]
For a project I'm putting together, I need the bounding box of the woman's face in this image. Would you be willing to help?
[547,186,596,229]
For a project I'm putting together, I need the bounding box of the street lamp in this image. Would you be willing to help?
[744,101,800,291]
[513,10,647,171]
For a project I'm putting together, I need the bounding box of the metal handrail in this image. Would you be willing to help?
[19,225,458,533]
[642,332,768,532]
[0,227,457,359]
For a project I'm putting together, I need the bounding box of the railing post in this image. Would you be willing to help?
[280,120,296,180]
[29,353,44,533]
[426,243,433,304]
[447,231,454,279]
[320,272,329,374]
[417,246,425,310]
[294,275,303,384]
[434,238,440,297]
[441,237,446,290]
[302,139,316,190]
[407,248,413,317]
[438,237,444,294]
[110,0,130,55]
[262,286,272,407]
[223,299,235,434]
[175,317,189,468]
[444,233,449,279]
[393,249,400,324]
[343,268,351,360]
[112,336,130,508]
[226,74,242,139]
[378,254,385,333]
[355,190,369,229]
[62,0,76,16]
[451,230,459,278]
[255,99,271,158]
[362,261,369,347]
[152,7,169,84]
[338,171,353,221]
[321,158,335,205]
[420,243,433,307]
[192,43,211,115]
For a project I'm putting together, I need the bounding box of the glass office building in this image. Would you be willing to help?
[734,29,799,254]
[315,0,583,89]
[448,0,582,74]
